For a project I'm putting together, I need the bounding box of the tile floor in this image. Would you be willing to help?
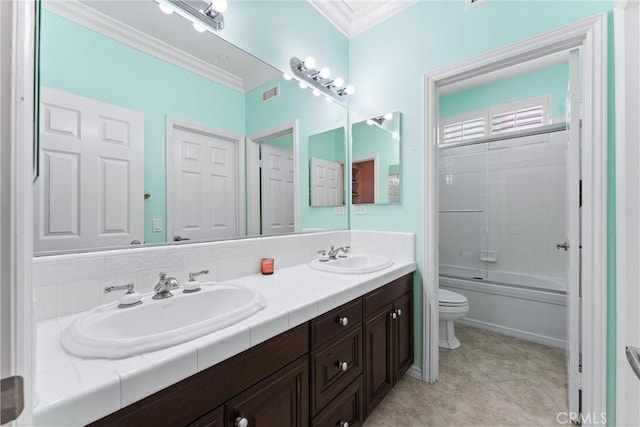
[364,324,568,427]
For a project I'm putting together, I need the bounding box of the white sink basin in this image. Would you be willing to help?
[309,255,394,274]
[61,283,267,358]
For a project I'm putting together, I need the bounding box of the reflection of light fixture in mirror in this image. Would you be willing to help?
[312,89,321,97]
[299,81,308,89]
[155,0,226,32]
[289,57,355,103]
[392,131,400,140]
[283,73,293,80]
[367,113,393,126]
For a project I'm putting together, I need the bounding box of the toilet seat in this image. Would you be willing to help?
[439,289,468,307]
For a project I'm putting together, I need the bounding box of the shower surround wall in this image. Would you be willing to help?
[32,230,415,321]
[439,131,568,347]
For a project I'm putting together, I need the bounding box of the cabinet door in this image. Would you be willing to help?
[393,292,414,383]
[189,406,224,427]
[363,304,393,417]
[225,356,308,427]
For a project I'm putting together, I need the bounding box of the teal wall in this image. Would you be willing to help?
[439,63,570,119]
[348,1,615,420]
[308,127,345,163]
[40,11,246,244]
[263,133,293,151]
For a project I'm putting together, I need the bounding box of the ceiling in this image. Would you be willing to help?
[309,0,416,38]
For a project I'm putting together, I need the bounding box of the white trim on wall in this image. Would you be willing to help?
[614,0,640,424]
[424,13,608,421]
[246,121,299,236]
[43,0,246,93]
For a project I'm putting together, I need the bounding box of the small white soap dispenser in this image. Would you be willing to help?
[184,269,210,293]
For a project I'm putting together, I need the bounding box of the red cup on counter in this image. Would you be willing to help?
[261,258,274,275]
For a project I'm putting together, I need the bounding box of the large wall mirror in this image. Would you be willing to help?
[351,111,401,205]
[35,0,348,254]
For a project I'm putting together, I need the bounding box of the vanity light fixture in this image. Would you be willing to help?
[155,0,227,32]
[289,56,355,103]
[367,113,393,126]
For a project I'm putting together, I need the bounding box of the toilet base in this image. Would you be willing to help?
[439,319,461,349]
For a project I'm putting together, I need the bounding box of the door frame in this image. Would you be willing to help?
[1,0,35,424]
[423,12,608,419]
[166,117,246,240]
[614,0,640,424]
[246,121,299,236]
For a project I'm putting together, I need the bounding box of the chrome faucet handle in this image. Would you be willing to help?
[317,250,327,255]
[188,270,210,281]
[337,246,350,257]
[104,283,135,294]
[103,283,141,308]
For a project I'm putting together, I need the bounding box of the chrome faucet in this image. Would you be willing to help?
[327,245,350,260]
[153,272,180,300]
[104,283,142,308]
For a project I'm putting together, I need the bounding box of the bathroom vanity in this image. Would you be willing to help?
[87,273,413,427]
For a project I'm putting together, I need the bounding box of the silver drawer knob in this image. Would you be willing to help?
[390,312,397,319]
[339,361,348,371]
[340,422,350,427]
[396,308,402,317]
[235,417,248,427]
[338,316,349,326]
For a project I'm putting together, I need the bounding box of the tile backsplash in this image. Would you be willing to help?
[33,230,415,321]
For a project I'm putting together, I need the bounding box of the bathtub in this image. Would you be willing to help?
[439,265,567,349]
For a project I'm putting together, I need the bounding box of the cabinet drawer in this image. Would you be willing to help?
[189,406,223,427]
[312,377,363,427]
[311,326,363,415]
[311,299,362,349]
[363,274,412,318]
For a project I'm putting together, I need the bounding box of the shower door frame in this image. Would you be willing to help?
[423,12,608,420]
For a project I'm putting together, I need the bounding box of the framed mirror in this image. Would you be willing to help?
[351,111,401,205]
[35,0,348,254]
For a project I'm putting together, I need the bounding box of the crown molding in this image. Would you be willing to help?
[42,0,245,92]
[309,0,415,38]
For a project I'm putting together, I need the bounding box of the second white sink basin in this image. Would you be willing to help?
[61,283,267,358]
[309,255,394,274]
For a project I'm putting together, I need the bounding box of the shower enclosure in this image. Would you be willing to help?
[439,127,569,293]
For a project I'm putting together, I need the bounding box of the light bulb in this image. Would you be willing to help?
[332,77,344,87]
[319,67,331,79]
[312,89,321,97]
[211,0,228,13]
[193,22,206,32]
[159,2,173,14]
[283,73,293,80]
[303,56,316,70]
[392,132,400,140]
[325,96,333,103]
[383,112,393,120]
[366,119,374,126]
[299,81,308,89]
[344,85,355,95]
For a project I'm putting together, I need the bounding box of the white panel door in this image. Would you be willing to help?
[170,127,238,241]
[310,157,343,206]
[36,88,144,252]
[261,144,294,235]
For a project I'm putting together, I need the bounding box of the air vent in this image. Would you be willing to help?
[262,85,280,103]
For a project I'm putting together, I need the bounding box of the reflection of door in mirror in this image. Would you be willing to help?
[166,119,243,242]
[260,137,295,236]
[307,127,346,207]
[352,158,376,204]
[247,124,296,236]
[35,88,144,252]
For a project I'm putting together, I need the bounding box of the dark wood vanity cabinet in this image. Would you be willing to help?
[363,274,414,417]
[88,273,413,427]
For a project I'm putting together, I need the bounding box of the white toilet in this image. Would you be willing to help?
[438,289,470,349]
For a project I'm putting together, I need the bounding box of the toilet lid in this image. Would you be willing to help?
[439,289,468,306]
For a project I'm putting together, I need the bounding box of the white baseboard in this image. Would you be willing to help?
[457,318,566,349]
[406,365,423,381]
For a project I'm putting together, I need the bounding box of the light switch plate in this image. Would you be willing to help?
[152,219,162,232]
[354,206,367,215]
[334,206,345,215]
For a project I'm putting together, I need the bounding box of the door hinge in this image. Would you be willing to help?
[258,159,263,168]
[579,179,582,208]
[1,376,24,424]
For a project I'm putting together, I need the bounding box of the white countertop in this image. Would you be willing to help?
[34,258,416,426]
